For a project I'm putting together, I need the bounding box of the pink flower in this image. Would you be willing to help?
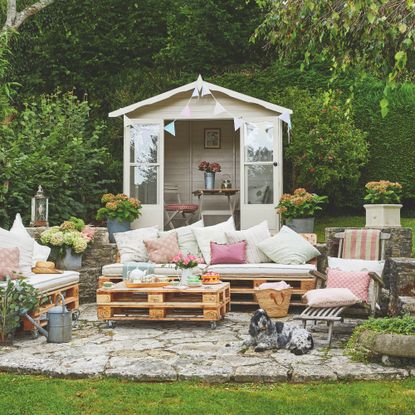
[183,258,190,265]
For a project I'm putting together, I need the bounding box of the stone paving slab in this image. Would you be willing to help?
[0,304,412,383]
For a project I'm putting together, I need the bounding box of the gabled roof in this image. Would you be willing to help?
[108,75,292,118]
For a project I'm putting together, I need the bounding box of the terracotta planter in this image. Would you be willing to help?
[364,204,402,227]
[285,217,315,233]
[357,329,415,358]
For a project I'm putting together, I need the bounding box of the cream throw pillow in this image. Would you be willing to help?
[160,219,203,257]
[114,226,159,263]
[257,225,320,265]
[193,217,235,264]
[10,213,51,266]
[303,288,360,308]
[0,227,34,276]
[226,220,271,263]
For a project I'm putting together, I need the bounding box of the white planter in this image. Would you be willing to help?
[364,204,402,227]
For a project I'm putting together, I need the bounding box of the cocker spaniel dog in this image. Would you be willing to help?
[244,309,314,355]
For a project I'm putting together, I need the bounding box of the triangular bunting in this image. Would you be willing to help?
[201,83,211,96]
[279,112,292,129]
[180,105,192,117]
[191,87,199,98]
[233,117,244,131]
[164,121,175,136]
[213,102,226,115]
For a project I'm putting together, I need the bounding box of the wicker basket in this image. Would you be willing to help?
[254,288,293,318]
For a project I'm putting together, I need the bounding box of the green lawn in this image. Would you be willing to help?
[0,374,414,415]
[315,216,415,256]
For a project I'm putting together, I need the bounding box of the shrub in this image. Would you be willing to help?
[0,91,113,227]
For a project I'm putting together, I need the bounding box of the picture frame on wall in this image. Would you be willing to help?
[204,128,221,149]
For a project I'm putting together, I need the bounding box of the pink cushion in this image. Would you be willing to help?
[326,268,370,302]
[144,232,180,263]
[303,288,360,308]
[0,247,20,280]
[210,240,247,265]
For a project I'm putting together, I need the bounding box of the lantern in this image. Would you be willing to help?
[31,185,49,227]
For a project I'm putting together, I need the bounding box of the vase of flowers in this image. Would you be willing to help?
[40,217,95,270]
[96,193,142,242]
[198,161,222,190]
[364,181,402,227]
[171,252,203,285]
[276,188,327,233]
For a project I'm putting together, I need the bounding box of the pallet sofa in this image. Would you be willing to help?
[22,271,80,333]
[98,234,319,309]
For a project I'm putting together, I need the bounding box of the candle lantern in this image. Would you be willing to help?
[31,185,49,227]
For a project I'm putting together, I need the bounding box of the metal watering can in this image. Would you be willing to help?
[24,294,74,343]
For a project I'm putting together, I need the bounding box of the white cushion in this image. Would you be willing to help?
[207,263,316,275]
[257,225,320,265]
[114,226,159,263]
[102,262,207,277]
[10,213,51,266]
[160,219,203,257]
[328,257,384,275]
[0,227,34,276]
[26,271,79,292]
[226,220,271,263]
[303,288,360,308]
[193,217,235,264]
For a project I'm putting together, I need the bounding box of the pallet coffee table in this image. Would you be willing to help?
[97,281,231,328]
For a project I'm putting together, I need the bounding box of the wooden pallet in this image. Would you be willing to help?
[22,284,79,331]
[97,282,230,325]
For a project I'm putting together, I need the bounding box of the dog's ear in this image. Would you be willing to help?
[274,321,284,333]
[248,321,258,337]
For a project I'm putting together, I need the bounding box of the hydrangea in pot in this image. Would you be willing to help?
[198,161,222,190]
[276,188,327,233]
[0,277,39,345]
[40,217,95,270]
[364,181,402,227]
[96,193,142,242]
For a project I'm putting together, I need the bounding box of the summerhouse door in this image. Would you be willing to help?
[240,118,282,232]
[124,119,164,229]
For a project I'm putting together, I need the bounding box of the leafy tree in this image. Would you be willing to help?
[274,87,368,208]
[0,91,113,227]
[254,0,415,116]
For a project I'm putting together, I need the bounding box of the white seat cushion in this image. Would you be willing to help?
[207,263,316,275]
[26,271,80,292]
[102,263,207,277]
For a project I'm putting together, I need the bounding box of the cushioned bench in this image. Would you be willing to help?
[21,271,80,333]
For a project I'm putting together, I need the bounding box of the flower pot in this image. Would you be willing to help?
[57,247,82,270]
[285,217,315,233]
[204,172,215,190]
[364,204,402,227]
[107,219,131,243]
[180,268,195,285]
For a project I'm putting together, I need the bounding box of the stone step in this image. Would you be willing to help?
[400,296,415,315]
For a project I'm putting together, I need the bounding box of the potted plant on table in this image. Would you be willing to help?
[171,252,203,285]
[96,193,142,243]
[198,161,222,190]
[364,180,402,227]
[276,188,327,233]
[0,277,39,345]
[40,217,95,270]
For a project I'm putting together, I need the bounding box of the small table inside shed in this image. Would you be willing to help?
[192,189,239,219]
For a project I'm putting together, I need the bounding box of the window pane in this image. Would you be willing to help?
[130,165,158,204]
[245,165,273,204]
[245,122,273,162]
[130,124,159,164]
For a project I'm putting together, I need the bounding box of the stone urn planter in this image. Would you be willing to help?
[286,217,315,233]
[56,247,82,270]
[364,204,402,227]
[356,329,415,359]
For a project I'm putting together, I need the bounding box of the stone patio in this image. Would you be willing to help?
[0,305,413,383]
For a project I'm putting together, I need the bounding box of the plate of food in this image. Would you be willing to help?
[201,272,221,285]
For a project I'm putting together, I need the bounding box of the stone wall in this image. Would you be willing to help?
[27,227,116,303]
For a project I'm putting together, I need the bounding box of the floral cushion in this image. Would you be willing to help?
[144,232,180,264]
[0,247,20,280]
[326,268,371,303]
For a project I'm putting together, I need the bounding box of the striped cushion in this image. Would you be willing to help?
[342,229,381,261]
